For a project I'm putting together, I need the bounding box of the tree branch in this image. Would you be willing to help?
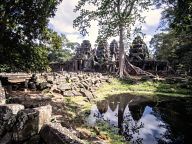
[125,0,137,17]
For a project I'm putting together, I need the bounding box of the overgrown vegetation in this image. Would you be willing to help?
[96,78,192,99]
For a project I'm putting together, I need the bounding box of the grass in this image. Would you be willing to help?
[95,121,126,144]
[95,78,192,100]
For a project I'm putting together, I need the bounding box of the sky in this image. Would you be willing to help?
[49,0,163,49]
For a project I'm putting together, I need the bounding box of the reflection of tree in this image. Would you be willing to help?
[96,100,108,114]
[129,104,146,121]
[88,94,173,143]
[122,105,144,143]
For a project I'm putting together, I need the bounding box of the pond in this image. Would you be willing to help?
[86,94,192,144]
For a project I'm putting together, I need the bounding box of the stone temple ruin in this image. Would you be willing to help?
[129,36,170,73]
[129,36,149,62]
[51,36,171,75]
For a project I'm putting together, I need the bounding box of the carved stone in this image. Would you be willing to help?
[129,36,149,62]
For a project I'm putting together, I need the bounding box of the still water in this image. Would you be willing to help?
[86,94,192,144]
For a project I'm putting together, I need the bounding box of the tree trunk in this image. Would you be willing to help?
[119,25,124,78]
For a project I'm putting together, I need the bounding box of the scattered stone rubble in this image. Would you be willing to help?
[0,72,111,101]
[48,72,110,99]
[42,72,111,101]
[0,72,112,144]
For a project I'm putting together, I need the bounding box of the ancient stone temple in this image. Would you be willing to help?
[74,40,95,71]
[93,40,119,73]
[96,40,109,63]
[129,36,149,62]
[129,36,169,74]
[108,40,119,73]
[56,37,170,75]
[109,39,119,62]
[62,39,120,73]
[76,40,92,59]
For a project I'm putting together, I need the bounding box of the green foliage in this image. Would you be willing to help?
[30,45,50,71]
[150,31,192,74]
[48,49,74,63]
[96,78,192,99]
[150,32,177,60]
[74,0,151,39]
[0,64,11,72]
[154,0,192,36]
[0,0,62,72]
[42,28,63,51]
[175,42,192,74]
[48,34,79,63]
[151,0,192,75]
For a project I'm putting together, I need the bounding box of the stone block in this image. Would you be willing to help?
[13,109,39,142]
[13,105,52,142]
[34,105,52,132]
[8,94,51,108]
[82,82,89,90]
[72,90,82,96]
[0,87,6,104]
[0,104,24,136]
[40,123,84,144]
[80,89,93,101]
[58,83,71,91]
[37,82,48,90]
[63,91,74,97]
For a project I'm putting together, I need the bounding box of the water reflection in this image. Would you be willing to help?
[123,105,171,143]
[86,94,192,144]
[86,104,118,127]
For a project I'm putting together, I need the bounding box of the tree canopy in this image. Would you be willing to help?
[150,0,192,75]
[0,0,63,72]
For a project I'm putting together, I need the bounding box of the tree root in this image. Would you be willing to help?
[116,56,155,77]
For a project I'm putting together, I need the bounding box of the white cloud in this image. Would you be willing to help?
[84,21,98,47]
[142,8,162,26]
[49,0,99,47]
[67,33,82,43]
[144,35,152,43]
[49,0,79,34]
[49,1,162,47]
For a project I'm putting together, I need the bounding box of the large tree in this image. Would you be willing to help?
[150,31,192,75]
[150,32,177,61]
[74,0,151,77]
[0,0,62,71]
[154,0,192,37]
[151,0,192,75]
